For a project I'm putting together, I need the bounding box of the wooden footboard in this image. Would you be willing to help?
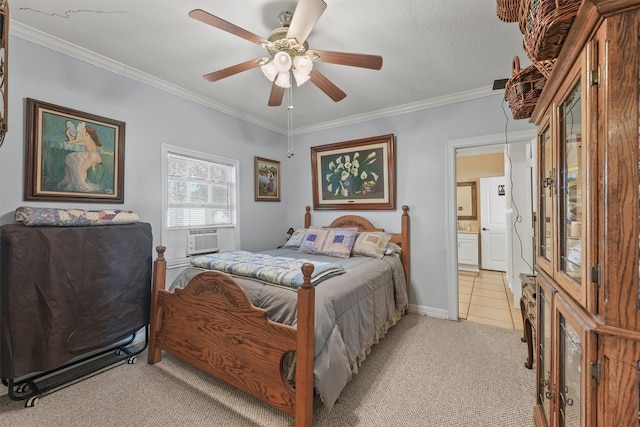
[148,247,315,427]
[147,206,410,426]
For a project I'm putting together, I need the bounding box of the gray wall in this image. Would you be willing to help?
[0,36,289,253]
[1,34,536,317]
[284,102,535,314]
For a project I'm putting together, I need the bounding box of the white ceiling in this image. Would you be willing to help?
[9,0,528,134]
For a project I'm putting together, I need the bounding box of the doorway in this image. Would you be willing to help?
[456,150,513,328]
[446,130,536,325]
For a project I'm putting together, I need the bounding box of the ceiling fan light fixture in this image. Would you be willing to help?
[261,60,278,81]
[275,71,291,88]
[273,51,292,73]
[293,55,313,74]
[292,67,310,86]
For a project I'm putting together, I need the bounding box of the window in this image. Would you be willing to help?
[163,144,238,229]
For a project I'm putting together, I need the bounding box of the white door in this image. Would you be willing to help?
[480,176,508,271]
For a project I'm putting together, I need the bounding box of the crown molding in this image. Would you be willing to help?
[11,21,282,134]
[293,87,495,135]
[12,21,498,136]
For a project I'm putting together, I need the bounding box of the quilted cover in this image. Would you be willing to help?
[190,250,345,289]
[15,206,139,226]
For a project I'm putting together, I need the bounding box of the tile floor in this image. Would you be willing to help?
[458,269,523,331]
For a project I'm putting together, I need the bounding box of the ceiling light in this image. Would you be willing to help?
[293,55,313,74]
[292,68,310,86]
[273,51,292,73]
[261,60,278,81]
[275,71,291,88]
[292,55,313,86]
[262,51,314,89]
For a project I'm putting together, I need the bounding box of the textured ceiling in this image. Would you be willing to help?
[10,0,528,133]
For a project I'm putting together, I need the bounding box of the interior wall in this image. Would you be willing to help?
[0,36,289,255]
[284,101,535,317]
[1,34,537,318]
[505,141,535,306]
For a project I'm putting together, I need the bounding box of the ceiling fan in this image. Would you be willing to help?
[189,0,383,107]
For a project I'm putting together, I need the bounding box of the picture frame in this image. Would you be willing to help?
[311,134,396,210]
[254,156,280,201]
[24,98,125,203]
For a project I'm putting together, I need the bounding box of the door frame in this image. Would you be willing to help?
[446,129,536,320]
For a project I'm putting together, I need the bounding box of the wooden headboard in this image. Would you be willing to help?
[303,205,410,294]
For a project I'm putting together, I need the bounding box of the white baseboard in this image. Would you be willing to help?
[407,304,454,320]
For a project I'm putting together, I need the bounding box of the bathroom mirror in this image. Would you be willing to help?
[457,181,477,220]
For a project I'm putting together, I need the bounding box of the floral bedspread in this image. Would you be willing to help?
[15,206,139,226]
[190,250,345,289]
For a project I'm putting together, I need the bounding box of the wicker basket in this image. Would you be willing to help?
[523,39,556,78]
[520,0,581,61]
[496,0,522,23]
[504,56,546,120]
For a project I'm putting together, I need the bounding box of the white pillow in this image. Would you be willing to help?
[282,228,307,248]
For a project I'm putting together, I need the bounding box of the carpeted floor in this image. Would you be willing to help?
[0,314,535,426]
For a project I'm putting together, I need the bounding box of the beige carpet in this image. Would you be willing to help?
[1,314,535,426]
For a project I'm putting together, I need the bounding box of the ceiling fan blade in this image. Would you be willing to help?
[202,59,261,82]
[310,50,383,70]
[309,69,346,102]
[268,82,285,106]
[189,9,267,46]
[286,0,327,45]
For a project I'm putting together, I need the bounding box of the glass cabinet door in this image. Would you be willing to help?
[538,123,554,271]
[559,81,583,285]
[559,314,582,426]
[554,294,596,427]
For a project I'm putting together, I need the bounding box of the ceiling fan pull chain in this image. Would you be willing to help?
[287,83,294,158]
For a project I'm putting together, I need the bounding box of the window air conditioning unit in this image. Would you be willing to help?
[187,228,219,255]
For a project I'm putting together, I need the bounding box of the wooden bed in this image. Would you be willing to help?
[147,205,410,427]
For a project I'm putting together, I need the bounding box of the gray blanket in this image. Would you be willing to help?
[171,248,408,410]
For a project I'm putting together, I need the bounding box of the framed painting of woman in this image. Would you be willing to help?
[254,156,280,201]
[24,98,125,203]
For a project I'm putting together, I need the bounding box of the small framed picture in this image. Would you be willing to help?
[254,156,280,201]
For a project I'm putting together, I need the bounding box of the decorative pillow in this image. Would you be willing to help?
[298,227,358,258]
[282,228,307,248]
[384,242,403,256]
[352,231,392,259]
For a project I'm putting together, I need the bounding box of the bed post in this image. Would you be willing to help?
[401,205,410,294]
[304,206,311,228]
[147,246,166,365]
[295,263,315,427]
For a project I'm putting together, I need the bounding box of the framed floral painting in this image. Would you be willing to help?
[254,156,280,201]
[311,134,396,210]
[24,98,125,203]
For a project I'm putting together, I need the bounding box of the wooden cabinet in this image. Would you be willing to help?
[457,232,479,272]
[530,2,640,426]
